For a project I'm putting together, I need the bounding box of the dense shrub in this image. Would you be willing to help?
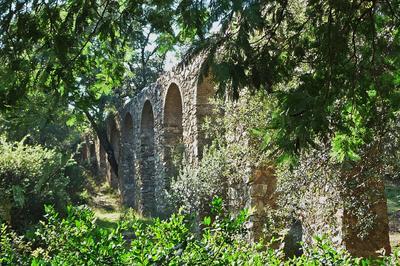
[168,92,271,217]
[168,145,228,217]
[64,158,86,204]
[1,199,399,265]
[0,224,32,265]
[0,137,83,230]
[274,114,400,243]
[32,205,127,265]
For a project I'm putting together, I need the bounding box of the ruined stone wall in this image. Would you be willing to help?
[299,170,391,257]
[80,134,97,172]
[81,54,390,256]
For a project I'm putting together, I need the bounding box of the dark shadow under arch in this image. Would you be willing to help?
[109,119,120,189]
[140,101,156,216]
[163,83,184,185]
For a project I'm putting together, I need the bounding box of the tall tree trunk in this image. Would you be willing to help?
[84,110,118,177]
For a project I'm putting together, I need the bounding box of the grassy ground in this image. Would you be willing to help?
[83,175,400,248]
[83,177,151,231]
[385,180,400,248]
[85,181,121,230]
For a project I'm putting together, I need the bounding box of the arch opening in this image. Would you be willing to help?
[163,83,184,185]
[89,141,97,170]
[108,119,120,189]
[140,101,156,216]
[97,138,107,180]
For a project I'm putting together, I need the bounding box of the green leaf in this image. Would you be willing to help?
[203,216,211,226]
[66,116,77,127]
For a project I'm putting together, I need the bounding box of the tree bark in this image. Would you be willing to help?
[83,110,118,177]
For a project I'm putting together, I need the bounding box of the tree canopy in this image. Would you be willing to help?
[0,0,174,172]
[1,0,399,164]
[176,0,400,162]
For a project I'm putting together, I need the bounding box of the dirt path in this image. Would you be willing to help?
[86,180,122,229]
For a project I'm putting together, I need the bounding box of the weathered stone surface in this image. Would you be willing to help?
[80,54,391,257]
[298,172,391,257]
[248,165,277,241]
[88,55,217,217]
[95,136,107,181]
[342,177,391,257]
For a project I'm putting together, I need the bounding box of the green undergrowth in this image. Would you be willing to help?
[1,198,400,265]
[0,137,85,232]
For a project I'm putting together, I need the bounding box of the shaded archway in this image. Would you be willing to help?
[120,112,136,206]
[108,119,120,189]
[81,143,88,161]
[89,140,97,171]
[140,101,156,216]
[163,83,183,185]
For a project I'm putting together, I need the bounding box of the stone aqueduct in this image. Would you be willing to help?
[85,56,216,217]
[81,56,391,256]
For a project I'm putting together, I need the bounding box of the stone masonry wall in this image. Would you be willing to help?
[100,55,216,217]
[83,55,391,256]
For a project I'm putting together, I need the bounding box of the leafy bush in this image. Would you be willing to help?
[32,205,127,265]
[125,197,275,265]
[0,224,32,265]
[1,199,398,265]
[168,145,228,217]
[1,199,278,265]
[64,158,86,204]
[0,137,82,230]
[168,92,272,217]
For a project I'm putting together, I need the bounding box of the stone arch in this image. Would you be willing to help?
[140,100,156,216]
[163,83,184,185]
[120,112,136,206]
[196,75,215,158]
[108,119,120,189]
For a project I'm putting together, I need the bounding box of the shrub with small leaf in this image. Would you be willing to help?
[0,137,78,230]
[32,205,127,265]
[1,199,399,265]
[0,224,31,265]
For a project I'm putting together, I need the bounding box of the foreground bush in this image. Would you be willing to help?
[0,137,83,230]
[1,199,399,265]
